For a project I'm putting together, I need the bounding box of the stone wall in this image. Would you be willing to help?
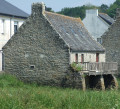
[102,17,120,73]
[63,70,84,89]
[3,3,69,87]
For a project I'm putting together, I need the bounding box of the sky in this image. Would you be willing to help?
[6,0,116,14]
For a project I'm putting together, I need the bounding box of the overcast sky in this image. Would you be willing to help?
[6,0,116,14]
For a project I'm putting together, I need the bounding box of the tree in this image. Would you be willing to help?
[107,0,120,18]
[58,6,86,19]
[100,4,109,13]
[45,7,54,12]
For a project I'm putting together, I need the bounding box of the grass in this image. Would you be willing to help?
[0,73,120,109]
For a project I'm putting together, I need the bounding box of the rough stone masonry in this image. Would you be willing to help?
[102,9,120,73]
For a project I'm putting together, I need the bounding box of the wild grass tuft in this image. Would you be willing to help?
[0,73,24,88]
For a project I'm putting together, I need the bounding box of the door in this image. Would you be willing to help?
[75,53,78,63]
[81,54,84,63]
[96,53,99,62]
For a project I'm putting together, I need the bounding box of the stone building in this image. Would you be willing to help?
[102,9,120,73]
[0,0,29,71]
[83,9,114,44]
[3,3,117,89]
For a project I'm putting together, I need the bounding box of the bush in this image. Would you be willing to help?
[71,62,83,71]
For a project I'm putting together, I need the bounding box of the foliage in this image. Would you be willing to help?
[99,4,109,13]
[0,74,120,109]
[58,6,86,19]
[45,6,54,12]
[107,0,120,18]
[71,62,83,71]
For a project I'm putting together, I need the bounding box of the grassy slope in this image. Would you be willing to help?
[0,74,119,109]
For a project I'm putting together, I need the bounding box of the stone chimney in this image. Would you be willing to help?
[86,9,98,17]
[116,8,120,19]
[32,2,45,15]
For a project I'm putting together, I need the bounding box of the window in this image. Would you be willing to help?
[81,54,84,63]
[30,65,35,70]
[97,38,102,44]
[14,21,18,33]
[75,53,78,63]
[96,53,99,62]
[1,19,4,34]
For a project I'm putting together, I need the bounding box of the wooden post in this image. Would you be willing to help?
[81,74,86,91]
[100,75,105,90]
[95,75,105,90]
[111,75,118,90]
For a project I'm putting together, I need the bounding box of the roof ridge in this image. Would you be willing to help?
[45,11,79,19]
[45,11,84,26]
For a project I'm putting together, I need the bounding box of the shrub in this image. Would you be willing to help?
[71,62,83,71]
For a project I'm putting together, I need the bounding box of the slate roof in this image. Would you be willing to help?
[45,12,105,52]
[0,0,29,18]
[98,13,114,25]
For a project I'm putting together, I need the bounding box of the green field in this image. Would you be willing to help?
[0,73,119,109]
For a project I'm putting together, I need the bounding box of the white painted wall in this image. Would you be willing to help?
[0,15,26,71]
[82,9,109,42]
[70,52,105,63]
